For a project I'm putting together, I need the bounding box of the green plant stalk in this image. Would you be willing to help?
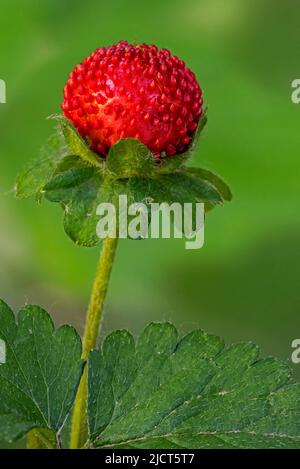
[70,236,119,449]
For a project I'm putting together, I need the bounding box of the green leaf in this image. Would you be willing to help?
[15,133,69,200]
[61,176,151,247]
[43,167,223,246]
[54,154,82,174]
[88,323,300,449]
[49,170,104,247]
[106,138,154,178]
[151,172,223,206]
[41,158,102,246]
[185,167,232,202]
[0,299,83,443]
[50,114,104,169]
[44,164,99,203]
[16,114,230,247]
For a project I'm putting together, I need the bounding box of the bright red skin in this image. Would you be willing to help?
[62,41,203,158]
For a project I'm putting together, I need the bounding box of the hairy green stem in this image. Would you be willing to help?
[70,236,119,449]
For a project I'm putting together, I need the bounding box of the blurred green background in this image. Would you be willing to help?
[1,0,300,447]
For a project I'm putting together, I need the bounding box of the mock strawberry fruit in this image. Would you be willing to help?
[62,41,203,158]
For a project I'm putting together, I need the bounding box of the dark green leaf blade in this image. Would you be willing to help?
[0,299,83,443]
[186,167,232,202]
[88,330,136,439]
[43,161,103,247]
[44,165,98,203]
[152,172,223,206]
[88,323,300,449]
[45,167,224,246]
[63,195,102,247]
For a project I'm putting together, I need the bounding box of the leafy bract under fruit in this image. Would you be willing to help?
[0,300,83,445]
[15,113,231,247]
[88,323,300,449]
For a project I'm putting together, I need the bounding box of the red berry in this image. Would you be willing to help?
[62,41,203,158]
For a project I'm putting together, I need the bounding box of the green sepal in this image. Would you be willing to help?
[106,138,154,178]
[16,112,231,247]
[49,114,104,170]
[15,133,69,201]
